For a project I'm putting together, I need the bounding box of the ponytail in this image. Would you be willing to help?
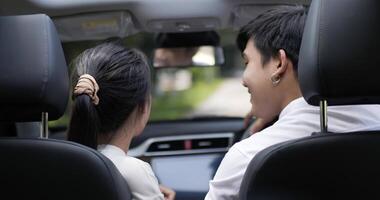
[67,94,100,149]
[67,42,151,150]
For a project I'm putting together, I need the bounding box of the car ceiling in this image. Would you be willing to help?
[1,0,310,33]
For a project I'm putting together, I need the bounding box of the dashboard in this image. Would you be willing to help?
[130,118,246,199]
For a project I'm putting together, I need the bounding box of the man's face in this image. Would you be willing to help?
[242,38,280,120]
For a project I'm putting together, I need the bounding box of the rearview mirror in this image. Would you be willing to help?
[153,45,224,68]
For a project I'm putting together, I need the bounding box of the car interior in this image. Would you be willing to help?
[1,0,378,199]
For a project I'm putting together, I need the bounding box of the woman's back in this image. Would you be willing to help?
[67,41,171,200]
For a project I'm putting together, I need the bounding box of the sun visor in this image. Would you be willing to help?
[53,11,138,42]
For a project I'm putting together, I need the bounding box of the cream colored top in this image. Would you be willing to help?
[98,144,164,200]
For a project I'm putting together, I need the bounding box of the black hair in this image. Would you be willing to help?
[237,5,307,71]
[67,41,151,149]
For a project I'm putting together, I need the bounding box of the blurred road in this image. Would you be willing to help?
[189,77,251,117]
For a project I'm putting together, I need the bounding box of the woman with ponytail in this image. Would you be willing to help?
[67,41,175,200]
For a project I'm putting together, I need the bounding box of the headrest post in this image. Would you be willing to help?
[40,112,49,139]
[320,100,328,133]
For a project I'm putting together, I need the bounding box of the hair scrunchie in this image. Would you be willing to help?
[73,74,100,105]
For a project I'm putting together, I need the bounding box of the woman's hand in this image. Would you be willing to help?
[159,185,176,200]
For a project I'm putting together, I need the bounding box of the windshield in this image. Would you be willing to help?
[151,66,250,121]
[49,30,250,127]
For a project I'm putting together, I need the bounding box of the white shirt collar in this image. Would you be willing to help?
[279,97,309,119]
[97,144,126,156]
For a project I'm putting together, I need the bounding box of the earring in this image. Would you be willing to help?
[271,75,281,86]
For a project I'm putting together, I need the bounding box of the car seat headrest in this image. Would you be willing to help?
[299,0,380,106]
[0,14,69,121]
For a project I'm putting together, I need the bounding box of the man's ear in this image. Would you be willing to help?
[272,49,289,77]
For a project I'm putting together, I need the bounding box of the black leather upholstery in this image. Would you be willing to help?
[0,14,69,121]
[240,131,380,200]
[240,0,380,199]
[0,14,132,199]
[298,0,380,106]
[0,138,132,200]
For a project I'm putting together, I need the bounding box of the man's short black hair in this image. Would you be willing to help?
[237,5,307,71]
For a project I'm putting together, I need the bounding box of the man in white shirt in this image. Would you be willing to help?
[205,5,380,200]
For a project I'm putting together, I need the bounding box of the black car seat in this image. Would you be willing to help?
[0,14,132,200]
[239,0,380,199]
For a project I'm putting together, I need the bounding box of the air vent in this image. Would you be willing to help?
[147,140,184,152]
[192,138,229,149]
[138,133,233,156]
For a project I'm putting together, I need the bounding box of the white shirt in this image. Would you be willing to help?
[98,144,164,200]
[205,98,380,200]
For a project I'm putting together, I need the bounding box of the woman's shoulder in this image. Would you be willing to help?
[123,156,152,170]
[111,155,150,173]
[98,145,152,175]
